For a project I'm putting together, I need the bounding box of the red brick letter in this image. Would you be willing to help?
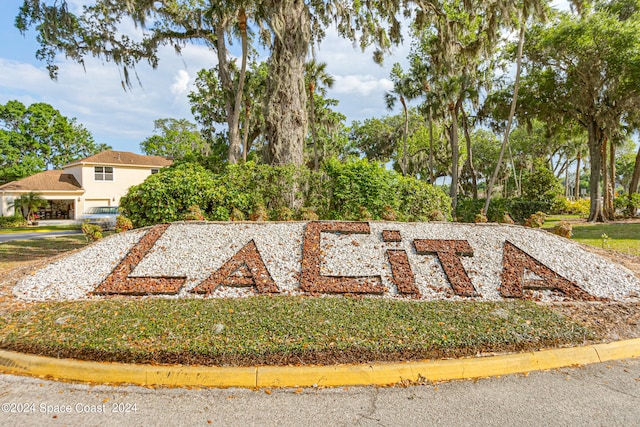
[500,241,598,300]
[300,221,384,294]
[190,240,278,295]
[93,224,186,295]
[413,239,477,297]
[386,249,420,296]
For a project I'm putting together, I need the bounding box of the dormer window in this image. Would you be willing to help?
[95,166,114,181]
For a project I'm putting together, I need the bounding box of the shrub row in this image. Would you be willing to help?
[120,160,452,228]
[0,215,28,228]
[456,198,551,224]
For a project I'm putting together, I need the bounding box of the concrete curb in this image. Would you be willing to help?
[1,338,640,388]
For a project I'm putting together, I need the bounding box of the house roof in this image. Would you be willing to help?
[0,170,82,192]
[64,150,173,168]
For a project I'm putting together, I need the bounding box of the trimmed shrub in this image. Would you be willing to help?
[0,215,28,228]
[474,213,488,223]
[322,158,397,220]
[614,193,640,218]
[82,223,103,242]
[521,160,564,204]
[182,205,205,221]
[120,163,224,227]
[524,211,546,228]
[553,221,573,238]
[456,198,536,223]
[508,200,552,223]
[119,160,451,226]
[395,174,452,222]
[115,216,133,233]
[553,197,590,217]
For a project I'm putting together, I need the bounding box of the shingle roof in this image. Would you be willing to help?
[0,170,82,192]
[64,150,173,168]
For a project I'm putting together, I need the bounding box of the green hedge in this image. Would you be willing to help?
[0,215,28,228]
[456,198,551,223]
[120,160,452,227]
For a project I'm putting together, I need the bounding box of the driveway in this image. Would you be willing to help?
[0,230,82,243]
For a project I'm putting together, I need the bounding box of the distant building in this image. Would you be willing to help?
[0,150,172,220]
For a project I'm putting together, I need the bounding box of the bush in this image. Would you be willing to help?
[614,193,640,218]
[521,160,564,204]
[82,223,103,242]
[0,215,28,228]
[474,213,488,223]
[322,158,397,220]
[508,200,552,223]
[120,163,224,227]
[552,221,572,238]
[119,160,451,226]
[395,174,452,222]
[524,211,546,228]
[115,216,133,233]
[553,197,590,217]
[182,205,205,221]
[455,198,546,224]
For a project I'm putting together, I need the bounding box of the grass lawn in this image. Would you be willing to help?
[0,235,88,270]
[0,225,80,234]
[0,297,593,366]
[543,215,640,256]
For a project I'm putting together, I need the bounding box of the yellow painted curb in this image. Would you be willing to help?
[0,351,256,388]
[1,338,639,388]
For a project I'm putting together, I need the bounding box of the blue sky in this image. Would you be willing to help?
[0,1,404,154]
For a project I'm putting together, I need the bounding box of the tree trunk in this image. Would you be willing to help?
[449,100,460,216]
[215,22,242,164]
[629,144,640,197]
[234,8,249,163]
[606,139,616,219]
[263,0,310,166]
[309,83,320,171]
[565,161,570,197]
[401,96,409,176]
[574,151,581,199]
[483,19,525,215]
[461,107,478,199]
[601,136,615,220]
[242,100,251,162]
[428,106,434,184]
[587,121,607,222]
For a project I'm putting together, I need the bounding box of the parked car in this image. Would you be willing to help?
[81,206,119,230]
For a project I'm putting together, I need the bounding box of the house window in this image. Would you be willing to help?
[151,168,160,174]
[95,166,114,181]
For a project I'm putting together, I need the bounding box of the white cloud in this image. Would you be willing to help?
[170,69,190,96]
[333,75,394,96]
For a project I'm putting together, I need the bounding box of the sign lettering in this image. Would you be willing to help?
[92,221,598,301]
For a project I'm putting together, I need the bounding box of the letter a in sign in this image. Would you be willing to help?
[500,241,597,300]
[190,240,278,295]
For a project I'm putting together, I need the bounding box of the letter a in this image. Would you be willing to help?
[190,240,278,295]
[500,241,596,300]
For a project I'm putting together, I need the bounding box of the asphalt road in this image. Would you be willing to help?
[0,358,638,426]
[0,230,82,243]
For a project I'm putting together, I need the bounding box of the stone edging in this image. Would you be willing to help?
[1,339,639,388]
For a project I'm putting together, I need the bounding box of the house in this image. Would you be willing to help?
[0,150,172,220]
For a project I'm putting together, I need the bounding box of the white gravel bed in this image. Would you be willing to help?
[13,221,640,302]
